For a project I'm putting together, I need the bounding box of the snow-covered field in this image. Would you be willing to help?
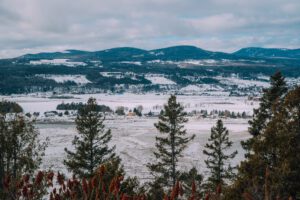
[38,117,249,182]
[145,75,176,85]
[216,76,270,88]
[0,93,258,181]
[1,93,258,115]
[36,74,91,84]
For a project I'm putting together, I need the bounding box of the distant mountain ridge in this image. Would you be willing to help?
[233,47,300,59]
[1,45,300,95]
[18,45,300,61]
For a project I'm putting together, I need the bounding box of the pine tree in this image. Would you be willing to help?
[227,86,300,199]
[242,71,288,155]
[0,108,48,198]
[179,167,203,197]
[252,86,300,198]
[203,119,237,190]
[225,75,298,199]
[101,157,143,196]
[147,95,195,190]
[248,71,287,137]
[64,97,116,178]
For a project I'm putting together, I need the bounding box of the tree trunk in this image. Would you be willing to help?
[171,130,176,187]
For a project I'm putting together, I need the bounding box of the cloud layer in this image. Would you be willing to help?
[0,0,299,58]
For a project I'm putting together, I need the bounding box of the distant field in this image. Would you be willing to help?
[1,93,258,114]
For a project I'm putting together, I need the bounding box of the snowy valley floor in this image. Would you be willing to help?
[1,93,254,182]
[38,117,249,182]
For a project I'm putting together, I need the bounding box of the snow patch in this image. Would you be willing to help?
[37,75,91,85]
[145,75,176,85]
[30,59,87,67]
[216,76,269,88]
[120,61,142,66]
[180,84,223,93]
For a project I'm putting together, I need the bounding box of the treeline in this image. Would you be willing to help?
[0,71,300,199]
[56,102,112,112]
[192,109,250,119]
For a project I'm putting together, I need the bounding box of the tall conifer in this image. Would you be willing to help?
[147,95,195,190]
[64,97,116,178]
[203,119,237,189]
[242,71,288,156]
[0,103,47,198]
[248,71,287,137]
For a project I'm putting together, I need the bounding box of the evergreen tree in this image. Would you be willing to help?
[203,120,237,190]
[147,95,195,190]
[64,97,116,178]
[227,86,300,199]
[242,71,288,156]
[0,109,48,198]
[252,86,300,198]
[179,167,203,198]
[248,71,287,137]
[101,157,143,196]
[0,101,23,114]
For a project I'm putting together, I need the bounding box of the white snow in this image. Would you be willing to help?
[38,117,249,181]
[100,72,137,79]
[145,74,176,85]
[216,76,270,88]
[149,51,164,56]
[286,77,300,87]
[36,75,91,85]
[1,93,258,115]
[30,59,87,67]
[0,93,257,180]
[180,84,223,93]
[120,61,142,66]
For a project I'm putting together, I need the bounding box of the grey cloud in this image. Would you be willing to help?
[0,0,299,58]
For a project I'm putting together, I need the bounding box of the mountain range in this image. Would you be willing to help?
[18,45,300,61]
[0,45,299,95]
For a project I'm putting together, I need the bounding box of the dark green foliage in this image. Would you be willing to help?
[99,157,143,196]
[147,95,195,192]
[226,73,299,199]
[57,102,112,113]
[133,106,143,117]
[179,167,204,197]
[64,97,116,178]
[266,87,300,198]
[242,71,288,157]
[248,71,287,137]
[227,86,300,199]
[234,47,300,59]
[86,73,151,87]
[146,179,165,200]
[115,106,125,116]
[0,114,48,197]
[203,120,237,190]
[0,101,23,114]
[251,87,300,198]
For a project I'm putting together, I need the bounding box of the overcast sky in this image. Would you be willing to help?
[0,0,299,58]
